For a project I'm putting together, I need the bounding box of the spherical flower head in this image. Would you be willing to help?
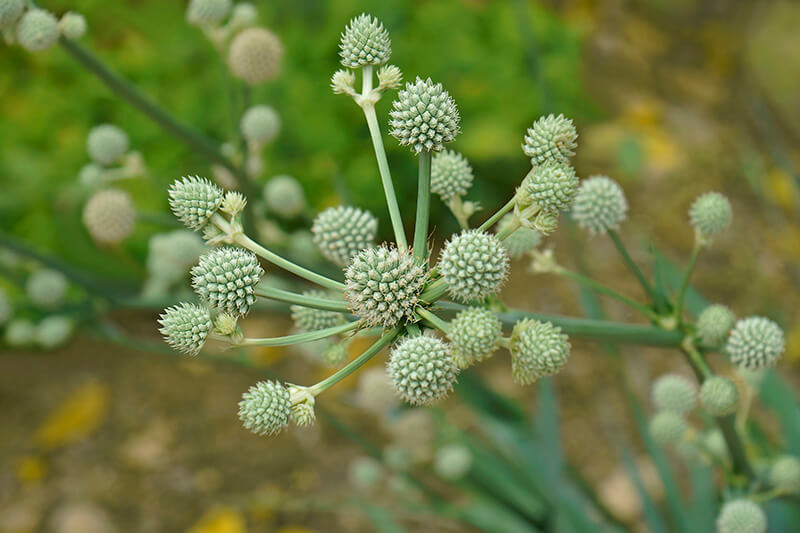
[240,105,280,145]
[263,175,305,218]
[158,303,212,355]
[769,455,800,492]
[726,316,785,369]
[344,245,427,328]
[87,124,129,166]
[5,319,36,347]
[699,376,739,416]
[186,0,231,25]
[689,192,731,241]
[16,9,59,52]
[522,114,577,166]
[571,175,628,235]
[716,499,767,533]
[238,380,291,436]
[168,176,224,231]
[389,77,460,153]
[58,12,87,40]
[448,307,502,368]
[36,315,74,349]
[27,269,68,310]
[0,0,25,30]
[651,374,697,414]
[509,319,570,385]
[227,27,283,85]
[311,206,378,266]
[649,411,687,446]
[338,13,391,68]
[434,444,473,480]
[517,161,580,214]
[697,304,735,346]
[82,188,137,245]
[430,150,474,201]
[439,230,509,303]
[497,214,541,258]
[291,290,343,332]
[387,334,459,406]
[191,247,264,316]
[0,287,12,326]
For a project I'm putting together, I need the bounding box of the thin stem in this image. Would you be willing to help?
[674,242,702,323]
[416,306,450,334]
[419,278,449,303]
[413,151,432,261]
[555,268,659,321]
[255,285,349,312]
[496,215,521,241]
[607,229,657,302]
[238,321,359,346]
[477,197,515,232]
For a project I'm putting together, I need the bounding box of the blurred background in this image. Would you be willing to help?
[2,0,799,531]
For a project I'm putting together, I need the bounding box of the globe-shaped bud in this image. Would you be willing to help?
[571,175,628,234]
[726,316,785,369]
[448,307,502,368]
[689,192,731,241]
[311,206,378,266]
[186,0,231,26]
[497,214,541,258]
[697,304,735,346]
[238,380,291,436]
[699,376,739,416]
[82,188,136,245]
[769,455,800,492]
[716,500,767,533]
[16,9,59,52]
[439,230,509,302]
[431,150,474,201]
[389,77,460,153]
[434,444,473,480]
[36,316,74,349]
[651,374,697,414]
[291,290,344,332]
[87,124,129,166]
[344,246,427,328]
[522,114,578,165]
[58,12,87,40]
[0,287,11,326]
[227,27,283,85]
[263,175,305,218]
[191,247,263,316]
[387,335,459,406]
[27,269,68,310]
[168,176,224,231]
[0,0,24,30]
[509,319,570,385]
[240,105,280,145]
[338,13,391,68]
[517,161,580,214]
[5,319,36,347]
[158,303,212,355]
[649,411,687,446]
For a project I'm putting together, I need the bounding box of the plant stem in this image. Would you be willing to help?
[416,306,450,334]
[607,229,657,302]
[419,278,449,303]
[413,151,432,261]
[674,242,702,323]
[255,285,349,312]
[555,268,659,321]
[238,321,359,346]
[495,215,521,241]
[478,197,515,232]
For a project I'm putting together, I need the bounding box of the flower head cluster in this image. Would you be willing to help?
[311,206,377,266]
[448,307,502,368]
[571,176,628,235]
[59,12,87,40]
[389,77,460,153]
[651,374,696,414]
[158,303,212,355]
[191,247,263,316]
[238,380,291,436]
[509,319,570,385]
[517,161,580,215]
[0,0,24,30]
[649,411,687,446]
[697,304,735,346]
[186,0,231,26]
[770,455,800,492]
[387,334,459,405]
[82,188,137,245]
[241,105,280,145]
[17,9,59,52]
[263,175,305,219]
[522,114,577,166]
[689,192,731,242]
[716,499,766,533]
[27,269,68,310]
[339,13,391,69]
[168,176,224,231]
[431,150,474,201]
[699,376,739,416]
[725,316,785,369]
[87,124,129,166]
[439,230,509,302]
[291,291,343,332]
[227,27,283,85]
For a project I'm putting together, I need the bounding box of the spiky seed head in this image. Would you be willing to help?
[509,319,570,385]
[16,9,59,52]
[497,214,541,258]
[168,176,224,231]
[323,341,349,367]
[227,27,283,85]
[716,500,767,533]
[82,188,137,245]
[290,290,343,332]
[338,13,391,68]
[263,175,305,218]
[287,384,316,427]
[517,161,580,214]
[191,247,263,316]
[87,124,129,166]
[726,316,785,370]
[571,175,628,234]
[5,319,36,347]
[389,77,461,153]
[158,303,212,355]
[699,376,739,416]
[769,455,800,492]
[0,0,24,30]
[649,411,687,446]
[35,316,73,349]
[697,304,735,346]
[186,0,231,25]
[0,287,11,326]
[651,374,697,414]
[58,12,87,40]
[331,69,357,96]
[448,307,502,368]
[689,192,731,241]
[377,64,403,90]
[439,230,509,302]
[27,269,68,310]
[522,114,578,165]
[240,105,280,144]
[344,245,427,328]
[434,444,473,480]
[238,380,291,436]
[220,191,247,217]
[431,149,474,201]
[387,335,459,406]
[78,163,105,188]
[311,206,378,266]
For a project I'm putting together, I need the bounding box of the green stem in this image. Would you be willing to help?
[496,215,521,241]
[674,242,702,323]
[419,278,449,303]
[416,306,450,334]
[255,285,349,312]
[556,268,659,321]
[238,321,358,346]
[607,229,657,302]
[413,151,432,261]
[478,197,515,232]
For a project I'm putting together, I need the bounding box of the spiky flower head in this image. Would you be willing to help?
[689,192,731,241]
[389,77,460,153]
[35,315,74,349]
[263,175,305,218]
[697,304,735,346]
[769,455,800,492]
[431,150,474,201]
[87,124,129,166]
[227,27,283,85]
[82,188,137,245]
[291,291,344,332]
[238,380,291,436]
[240,105,280,145]
[191,247,263,316]
[5,319,36,347]
[58,12,87,40]
[699,376,738,416]
[387,335,459,406]
[158,303,212,355]
[311,206,378,266]
[649,411,687,446]
[220,191,247,217]
[516,161,580,214]
[344,245,427,328]
[186,0,231,25]
[651,374,697,414]
[17,9,59,52]
[331,69,357,96]
[434,444,473,480]
[726,316,785,370]
[0,0,24,30]
[522,114,577,166]
[448,307,502,368]
[168,176,224,231]
[377,64,403,91]
[287,384,316,427]
[509,319,570,385]
[439,230,509,302]
[571,175,628,234]
[27,269,68,310]
[338,13,391,69]
[716,499,767,533]
[497,214,541,258]
[214,312,238,336]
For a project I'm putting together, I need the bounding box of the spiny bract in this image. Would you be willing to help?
[699,376,739,416]
[191,247,264,316]
[168,176,224,231]
[725,316,785,369]
[439,230,509,303]
[241,105,280,144]
[517,160,580,214]
[59,12,87,40]
[186,0,231,25]
[0,0,24,30]
[238,380,291,436]
[158,303,212,355]
[263,175,305,218]
[16,9,59,52]
[338,13,391,69]
[448,307,502,368]
[649,411,687,446]
[509,319,570,385]
[82,188,137,245]
[87,124,129,166]
[227,27,283,85]
[716,499,767,533]
[430,149,474,201]
[571,175,628,235]
[386,335,459,406]
[290,290,344,332]
[311,206,378,266]
[522,114,578,166]
[697,304,735,346]
[497,214,541,258]
[651,374,697,414]
[689,191,732,240]
[389,77,460,153]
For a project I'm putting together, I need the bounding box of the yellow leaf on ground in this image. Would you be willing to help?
[15,454,47,485]
[35,381,110,450]
[188,507,246,533]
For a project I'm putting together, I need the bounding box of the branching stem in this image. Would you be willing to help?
[607,229,657,302]
[413,151,432,261]
[238,321,358,346]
